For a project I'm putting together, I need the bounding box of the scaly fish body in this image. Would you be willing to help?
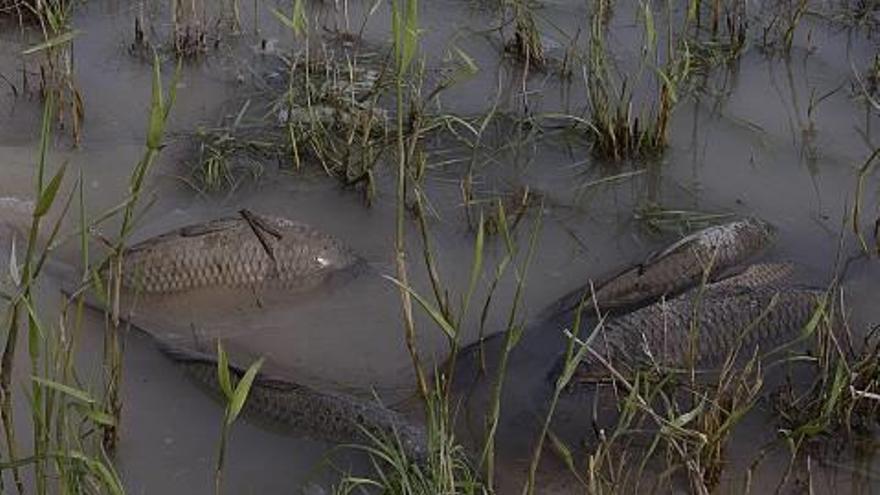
[573,286,820,382]
[158,341,428,461]
[121,211,360,294]
[543,218,775,318]
[708,262,795,290]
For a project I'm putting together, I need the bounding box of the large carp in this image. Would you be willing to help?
[542,218,776,319]
[119,210,362,294]
[156,339,429,461]
[569,284,821,383]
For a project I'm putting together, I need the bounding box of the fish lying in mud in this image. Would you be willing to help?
[542,218,776,319]
[120,210,361,294]
[568,284,821,383]
[157,339,428,461]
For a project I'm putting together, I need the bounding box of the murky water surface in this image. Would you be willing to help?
[1,0,879,493]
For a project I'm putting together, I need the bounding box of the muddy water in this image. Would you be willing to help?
[1,0,879,493]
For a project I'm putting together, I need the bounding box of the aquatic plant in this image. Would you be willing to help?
[685,0,748,83]
[213,342,264,495]
[128,0,243,59]
[188,25,390,201]
[390,0,429,401]
[582,0,692,162]
[758,0,809,55]
[170,0,209,57]
[17,0,84,145]
[333,383,488,495]
[852,147,880,256]
[92,55,179,451]
[634,203,733,235]
[504,0,546,71]
[0,99,124,495]
[772,291,880,461]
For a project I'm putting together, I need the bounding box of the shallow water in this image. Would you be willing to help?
[1,0,879,492]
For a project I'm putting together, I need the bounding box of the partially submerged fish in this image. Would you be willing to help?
[121,210,361,294]
[542,218,776,319]
[157,340,428,461]
[707,262,795,290]
[569,285,821,383]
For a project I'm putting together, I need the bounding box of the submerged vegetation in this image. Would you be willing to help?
[0,0,878,494]
[4,0,84,144]
[186,38,390,200]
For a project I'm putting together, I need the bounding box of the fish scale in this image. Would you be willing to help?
[121,213,360,294]
[711,262,795,290]
[542,218,775,319]
[156,340,428,461]
[578,286,820,380]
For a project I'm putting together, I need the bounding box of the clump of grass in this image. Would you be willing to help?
[188,104,273,193]
[187,34,390,201]
[169,0,209,58]
[825,0,880,32]
[275,51,390,203]
[771,292,880,462]
[758,0,809,55]
[546,273,773,494]
[333,383,488,495]
[554,277,876,494]
[275,56,386,186]
[18,0,84,145]
[462,186,543,236]
[0,56,176,490]
[0,97,123,495]
[128,0,242,60]
[685,0,748,81]
[504,0,546,71]
[582,0,692,162]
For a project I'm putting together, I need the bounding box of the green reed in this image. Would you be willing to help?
[97,53,178,451]
[390,0,430,400]
[213,341,263,495]
[0,97,124,495]
[852,147,880,256]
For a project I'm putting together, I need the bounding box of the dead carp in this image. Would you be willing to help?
[569,285,821,383]
[157,339,428,461]
[708,262,796,290]
[542,218,776,319]
[121,210,361,294]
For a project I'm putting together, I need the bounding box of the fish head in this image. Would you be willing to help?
[398,422,429,463]
[737,217,776,247]
[312,239,362,273]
